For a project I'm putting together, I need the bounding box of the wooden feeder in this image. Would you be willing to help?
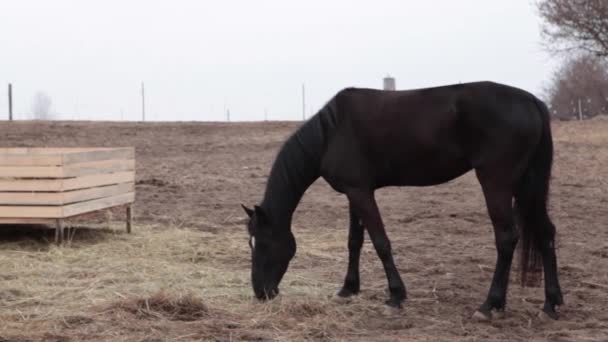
[0,147,135,243]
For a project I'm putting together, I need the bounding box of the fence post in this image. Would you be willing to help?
[302,84,306,121]
[8,83,13,121]
[141,82,146,122]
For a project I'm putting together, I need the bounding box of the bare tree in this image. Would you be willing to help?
[545,54,608,119]
[31,91,53,120]
[537,0,608,57]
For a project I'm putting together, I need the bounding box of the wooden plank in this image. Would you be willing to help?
[0,147,134,166]
[62,171,135,191]
[0,159,134,178]
[0,192,134,218]
[62,148,135,165]
[0,148,63,154]
[0,191,64,205]
[0,147,118,154]
[0,205,62,218]
[0,154,63,166]
[0,178,62,191]
[0,171,134,194]
[0,166,63,178]
[63,182,134,204]
[0,218,54,225]
[63,192,135,217]
[63,159,135,178]
[0,183,134,205]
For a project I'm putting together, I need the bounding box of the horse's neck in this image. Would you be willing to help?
[261,130,323,226]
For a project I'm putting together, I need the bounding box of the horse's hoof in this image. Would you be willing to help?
[332,291,355,304]
[472,310,491,322]
[382,304,402,316]
[385,297,404,308]
[336,287,358,298]
[539,308,559,321]
[493,310,506,319]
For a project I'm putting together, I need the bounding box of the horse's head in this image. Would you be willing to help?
[241,204,296,301]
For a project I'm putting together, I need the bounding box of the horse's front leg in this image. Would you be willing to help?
[347,190,406,308]
[337,204,365,298]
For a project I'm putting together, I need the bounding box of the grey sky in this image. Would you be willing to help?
[0,0,554,121]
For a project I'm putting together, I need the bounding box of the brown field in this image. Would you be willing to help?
[0,118,607,341]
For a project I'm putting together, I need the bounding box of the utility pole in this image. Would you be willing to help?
[226,108,230,122]
[8,83,13,121]
[302,83,306,121]
[141,82,146,122]
[223,99,227,122]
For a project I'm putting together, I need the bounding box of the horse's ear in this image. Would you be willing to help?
[254,205,268,222]
[241,204,254,218]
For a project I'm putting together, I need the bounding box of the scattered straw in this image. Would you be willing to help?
[108,292,209,321]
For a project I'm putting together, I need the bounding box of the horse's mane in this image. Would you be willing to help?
[260,98,340,224]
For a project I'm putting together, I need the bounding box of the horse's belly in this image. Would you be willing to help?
[379,157,472,187]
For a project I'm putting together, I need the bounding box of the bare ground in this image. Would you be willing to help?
[0,118,606,341]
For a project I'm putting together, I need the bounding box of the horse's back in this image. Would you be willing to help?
[320,82,545,191]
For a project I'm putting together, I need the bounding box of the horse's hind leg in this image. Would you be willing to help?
[474,171,518,321]
[347,190,406,308]
[337,204,365,298]
[517,205,563,319]
[537,215,563,319]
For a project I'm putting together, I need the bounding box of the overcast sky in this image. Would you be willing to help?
[0,0,555,121]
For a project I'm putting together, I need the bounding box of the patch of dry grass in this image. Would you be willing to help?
[108,292,210,321]
[0,220,487,341]
[0,221,388,341]
[1,218,590,342]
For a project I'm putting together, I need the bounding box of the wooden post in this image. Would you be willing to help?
[301,84,306,121]
[8,83,12,121]
[55,218,64,244]
[141,82,146,122]
[126,205,133,233]
[578,99,583,121]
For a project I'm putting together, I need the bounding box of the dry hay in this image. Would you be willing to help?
[108,292,210,321]
[0,221,587,342]
[0,223,383,341]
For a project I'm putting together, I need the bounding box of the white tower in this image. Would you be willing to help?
[383,76,396,91]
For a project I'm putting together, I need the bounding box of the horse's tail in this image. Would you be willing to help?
[514,98,555,287]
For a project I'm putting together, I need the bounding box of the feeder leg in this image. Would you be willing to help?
[126,205,133,234]
[55,219,64,244]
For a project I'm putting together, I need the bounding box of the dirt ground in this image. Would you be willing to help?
[0,118,606,341]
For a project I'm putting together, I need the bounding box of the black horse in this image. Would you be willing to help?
[242,81,563,320]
